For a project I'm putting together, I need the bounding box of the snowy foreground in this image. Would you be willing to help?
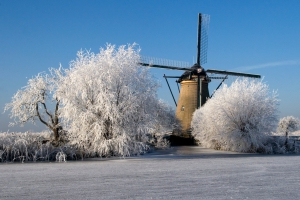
[1,147,300,200]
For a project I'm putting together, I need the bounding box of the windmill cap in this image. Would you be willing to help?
[190,63,206,76]
[192,63,201,67]
[177,63,206,82]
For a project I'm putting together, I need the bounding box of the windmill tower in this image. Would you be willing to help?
[141,13,261,135]
[175,14,210,133]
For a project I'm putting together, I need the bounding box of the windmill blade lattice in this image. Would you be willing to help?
[198,14,210,65]
[140,56,191,71]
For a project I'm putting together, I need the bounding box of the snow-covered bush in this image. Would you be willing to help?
[58,44,174,157]
[0,131,76,162]
[191,78,279,153]
[4,68,64,142]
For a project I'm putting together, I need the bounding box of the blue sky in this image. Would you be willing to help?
[1,0,300,132]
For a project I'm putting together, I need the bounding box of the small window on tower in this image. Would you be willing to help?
[181,106,185,111]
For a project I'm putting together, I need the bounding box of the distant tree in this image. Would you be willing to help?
[191,78,279,153]
[5,68,64,142]
[277,116,300,135]
[58,44,173,157]
[277,116,300,146]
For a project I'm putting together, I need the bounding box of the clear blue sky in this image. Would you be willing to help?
[1,0,300,132]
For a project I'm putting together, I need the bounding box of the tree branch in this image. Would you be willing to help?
[54,98,60,128]
[40,102,55,125]
[36,103,53,131]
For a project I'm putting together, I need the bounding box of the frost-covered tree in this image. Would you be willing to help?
[191,78,279,153]
[277,116,300,135]
[5,68,64,142]
[277,116,300,145]
[58,44,172,157]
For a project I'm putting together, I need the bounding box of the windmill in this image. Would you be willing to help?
[140,13,261,134]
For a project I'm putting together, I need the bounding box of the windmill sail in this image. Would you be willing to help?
[206,69,261,78]
[197,14,210,65]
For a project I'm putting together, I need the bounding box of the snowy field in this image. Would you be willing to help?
[1,146,300,200]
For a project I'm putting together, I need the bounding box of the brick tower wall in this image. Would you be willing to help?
[175,79,210,133]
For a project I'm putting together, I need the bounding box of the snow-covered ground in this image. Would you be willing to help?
[1,146,300,200]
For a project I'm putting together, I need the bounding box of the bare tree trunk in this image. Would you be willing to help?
[36,100,62,143]
[53,128,59,141]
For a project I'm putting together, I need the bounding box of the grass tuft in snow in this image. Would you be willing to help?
[0,131,77,162]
